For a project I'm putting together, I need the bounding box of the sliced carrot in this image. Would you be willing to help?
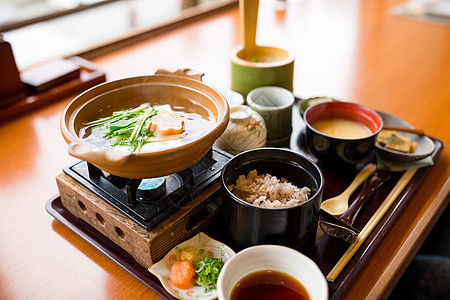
[148,110,184,136]
[169,260,196,289]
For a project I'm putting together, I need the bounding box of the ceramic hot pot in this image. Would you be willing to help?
[61,68,230,179]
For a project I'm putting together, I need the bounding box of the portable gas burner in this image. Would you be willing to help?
[56,147,231,267]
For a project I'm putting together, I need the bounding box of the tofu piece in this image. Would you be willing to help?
[376,130,418,153]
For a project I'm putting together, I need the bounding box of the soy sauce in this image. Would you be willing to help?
[230,270,310,300]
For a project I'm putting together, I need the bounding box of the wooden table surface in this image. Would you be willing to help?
[1,0,449,299]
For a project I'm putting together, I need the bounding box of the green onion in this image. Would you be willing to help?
[194,256,224,292]
[129,107,157,146]
[84,105,147,126]
[82,105,158,152]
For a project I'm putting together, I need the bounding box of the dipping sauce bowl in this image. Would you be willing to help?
[217,245,328,300]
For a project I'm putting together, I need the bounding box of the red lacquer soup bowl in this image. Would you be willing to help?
[303,101,383,165]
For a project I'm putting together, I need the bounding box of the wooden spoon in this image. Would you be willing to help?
[320,163,377,216]
[319,171,391,243]
[240,0,259,57]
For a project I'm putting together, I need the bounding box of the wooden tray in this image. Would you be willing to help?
[46,135,443,299]
[0,56,106,123]
[307,137,443,298]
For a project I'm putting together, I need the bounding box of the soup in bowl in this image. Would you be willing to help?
[217,245,328,300]
[303,102,383,165]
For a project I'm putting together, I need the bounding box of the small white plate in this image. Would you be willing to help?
[149,232,235,300]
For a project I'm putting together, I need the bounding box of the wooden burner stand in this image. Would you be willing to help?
[56,173,222,268]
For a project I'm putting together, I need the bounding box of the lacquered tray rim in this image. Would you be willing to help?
[46,137,444,300]
[45,195,176,300]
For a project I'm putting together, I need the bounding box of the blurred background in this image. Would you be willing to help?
[0,0,235,69]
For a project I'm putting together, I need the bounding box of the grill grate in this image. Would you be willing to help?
[63,147,231,230]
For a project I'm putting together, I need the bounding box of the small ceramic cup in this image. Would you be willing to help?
[230,45,295,97]
[215,105,267,155]
[246,86,294,147]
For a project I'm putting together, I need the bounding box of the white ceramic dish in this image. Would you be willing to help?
[217,245,328,300]
[149,232,235,300]
[214,105,267,155]
[375,111,435,162]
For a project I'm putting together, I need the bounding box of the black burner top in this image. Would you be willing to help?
[63,147,232,230]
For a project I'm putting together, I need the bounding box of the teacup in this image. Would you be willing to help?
[246,86,294,147]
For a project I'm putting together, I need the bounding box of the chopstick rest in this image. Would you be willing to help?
[326,168,418,282]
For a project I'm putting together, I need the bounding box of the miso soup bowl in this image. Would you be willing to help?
[303,101,383,165]
[220,148,324,253]
[217,245,328,300]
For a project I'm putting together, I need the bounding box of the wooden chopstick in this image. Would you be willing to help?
[326,168,418,282]
[382,125,425,136]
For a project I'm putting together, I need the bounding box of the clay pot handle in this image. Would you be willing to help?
[68,142,130,167]
[155,68,204,81]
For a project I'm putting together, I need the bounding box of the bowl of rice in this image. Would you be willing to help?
[220,148,324,253]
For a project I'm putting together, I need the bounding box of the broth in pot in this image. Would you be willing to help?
[79,103,216,153]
